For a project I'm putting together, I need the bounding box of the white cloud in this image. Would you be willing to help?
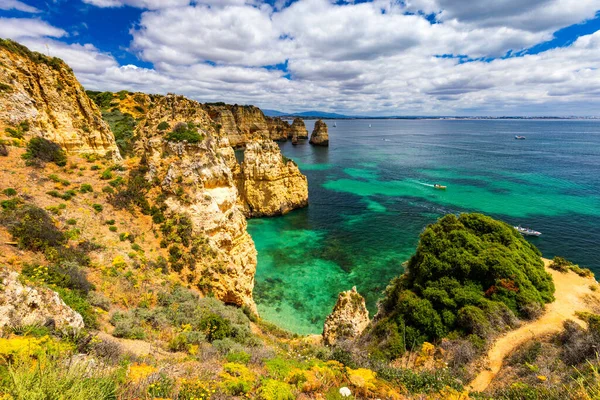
[0,0,39,13]
[81,0,191,9]
[4,1,600,116]
[404,0,600,32]
[131,4,287,66]
[0,18,66,39]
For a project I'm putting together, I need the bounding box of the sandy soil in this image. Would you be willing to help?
[468,258,599,393]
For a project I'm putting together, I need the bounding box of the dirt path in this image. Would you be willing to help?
[468,259,598,393]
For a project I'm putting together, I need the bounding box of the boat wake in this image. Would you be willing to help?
[415,181,435,188]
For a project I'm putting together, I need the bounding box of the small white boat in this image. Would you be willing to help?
[333,122,337,127]
[434,184,447,190]
[515,135,526,140]
[514,225,541,236]
[369,124,372,128]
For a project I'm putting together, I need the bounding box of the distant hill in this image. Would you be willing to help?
[262,109,351,119]
[262,109,288,117]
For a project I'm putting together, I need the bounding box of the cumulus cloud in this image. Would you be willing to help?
[0,0,39,13]
[405,0,600,32]
[0,18,66,39]
[81,0,191,9]
[131,4,288,66]
[4,0,600,115]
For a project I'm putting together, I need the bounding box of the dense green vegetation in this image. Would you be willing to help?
[22,137,68,167]
[366,213,555,360]
[165,122,204,143]
[86,90,137,156]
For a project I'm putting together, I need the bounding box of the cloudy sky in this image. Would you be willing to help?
[1,0,599,116]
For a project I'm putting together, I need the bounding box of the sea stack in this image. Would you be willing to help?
[290,118,309,140]
[322,287,370,346]
[309,119,329,146]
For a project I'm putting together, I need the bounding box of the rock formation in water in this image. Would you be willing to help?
[290,118,309,141]
[237,140,309,217]
[0,40,120,158]
[323,287,370,346]
[137,95,258,312]
[0,268,84,330]
[310,119,329,146]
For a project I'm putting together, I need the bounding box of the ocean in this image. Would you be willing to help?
[247,119,600,334]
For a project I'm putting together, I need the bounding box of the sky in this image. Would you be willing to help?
[1,0,600,116]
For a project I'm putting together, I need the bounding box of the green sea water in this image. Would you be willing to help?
[247,119,600,334]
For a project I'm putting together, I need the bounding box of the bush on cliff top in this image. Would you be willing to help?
[367,213,555,360]
[165,122,204,143]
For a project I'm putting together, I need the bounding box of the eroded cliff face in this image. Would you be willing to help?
[310,119,329,146]
[137,95,257,311]
[323,287,370,346]
[0,40,120,158]
[237,140,308,217]
[266,117,291,142]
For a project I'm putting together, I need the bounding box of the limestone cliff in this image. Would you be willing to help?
[310,119,329,146]
[0,268,84,330]
[136,94,257,312]
[0,40,120,158]
[323,287,370,346]
[290,118,309,144]
[237,140,308,217]
[202,104,272,147]
[266,117,291,142]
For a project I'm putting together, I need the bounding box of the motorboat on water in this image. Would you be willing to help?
[434,184,447,190]
[515,135,526,140]
[514,225,541,236]
[369,124,372,128]
[333,122,337,127]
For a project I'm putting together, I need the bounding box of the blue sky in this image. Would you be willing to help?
[1,0,600,116]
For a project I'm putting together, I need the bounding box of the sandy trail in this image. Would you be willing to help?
[468,258,598,393]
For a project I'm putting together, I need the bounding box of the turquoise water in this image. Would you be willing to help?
[248,120,600,334]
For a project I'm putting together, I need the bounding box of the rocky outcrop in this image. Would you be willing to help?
[290,118,308,144]
[323,287,370,346]
[0,268,84,330]
[266,117,291,142]
[237,140,308,217]
[0,40,120,158]
[310,119,329,146]
[137,95,257,312]
[202,104,272,147]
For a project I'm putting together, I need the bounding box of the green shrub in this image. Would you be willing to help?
[79,184,93,193]
[105,219,115,225]
[90,165,101,171]
[157,121,170,131]
[0,204,65,251]
[100,170,113,180]
[92,204,103,212]
[2,188,17,196]
[66,218,77,225]
[367,213,554,359]
[102,186,114,194]
[22,137,67,167]
[109,226,117,232]
[165,122,204,143]
[107,167,151,213]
